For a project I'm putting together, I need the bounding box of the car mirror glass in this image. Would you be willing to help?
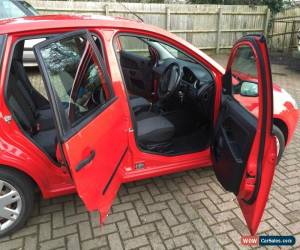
[240,81,258,97]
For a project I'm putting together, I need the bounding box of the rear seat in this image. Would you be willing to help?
[7,73,57,159]
[11,60,54,131]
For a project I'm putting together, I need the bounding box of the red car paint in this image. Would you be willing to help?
[0,15,298,235]
[227,37,277,235]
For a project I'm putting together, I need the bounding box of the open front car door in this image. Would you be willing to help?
[34,30,129,223]
[212,35,277,235]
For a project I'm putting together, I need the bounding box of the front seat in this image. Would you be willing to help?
[136,112,174,145]
[129,95,151,114]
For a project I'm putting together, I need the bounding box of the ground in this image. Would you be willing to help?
[0,54,299,250]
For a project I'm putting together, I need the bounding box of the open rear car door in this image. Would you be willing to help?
[211,35,277,235]
[34,30,129,223]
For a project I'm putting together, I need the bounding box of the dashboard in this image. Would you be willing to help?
[153,57,215,117]
[182,67,197,83]
[153,58,213,90]
[182,66,203,91]
[153,59,214,100]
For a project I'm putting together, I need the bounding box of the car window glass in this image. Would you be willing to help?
[0,0,26,19]
[39,34,112,130]
[157,42,194,62]
[18,1,38,15]
[23,38,46,67]
[116,35,195,64]
[118,36,150,58]
[231,45,259,116]
[21,38,47,98]
[0,36,5,68]
[18,35,104,103]
[26,68,48,99]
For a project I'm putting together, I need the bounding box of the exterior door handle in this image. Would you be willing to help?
[75,150,96,172]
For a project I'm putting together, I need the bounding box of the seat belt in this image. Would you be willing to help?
[15,79,37,117]
[8,96,34,133]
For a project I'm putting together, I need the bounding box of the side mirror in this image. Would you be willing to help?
[240,81,258,97]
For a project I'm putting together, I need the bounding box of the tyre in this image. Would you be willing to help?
[273,125,285,164]
[0,168,35,237]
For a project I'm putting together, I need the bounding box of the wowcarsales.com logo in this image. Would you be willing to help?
[241,236,296,246]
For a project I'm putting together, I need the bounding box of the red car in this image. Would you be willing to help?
[0,15,298,237]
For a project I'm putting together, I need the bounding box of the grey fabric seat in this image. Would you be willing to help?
[136,112,175,144]
[129,95,151,114]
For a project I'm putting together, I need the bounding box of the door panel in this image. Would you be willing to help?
[212,35,277,235]
[213,97,256,194]
[62,98,128,220]
[120,51,153,97]
[34,30,129,222]
[118,35,154,98]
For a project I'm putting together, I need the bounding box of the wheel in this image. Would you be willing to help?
[273,125,285,164]
[0,168,34,237]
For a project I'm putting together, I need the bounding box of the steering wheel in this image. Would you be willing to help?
[158,62,183,101]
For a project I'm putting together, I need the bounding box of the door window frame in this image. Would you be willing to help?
[112,31,217,156]
[117,35,151,59]
[113,32,215,93]
[222,35,273,204]
[4,33,63,165]
[114,32,200,64]
[34,30,117,142]
[3,30,112,165]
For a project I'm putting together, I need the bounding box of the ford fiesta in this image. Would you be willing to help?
[0,15,298,237]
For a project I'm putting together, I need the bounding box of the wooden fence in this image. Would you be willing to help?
[269,7,300,51]
[27,1,269,53]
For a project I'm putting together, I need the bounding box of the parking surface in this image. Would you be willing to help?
[1,54,299,250]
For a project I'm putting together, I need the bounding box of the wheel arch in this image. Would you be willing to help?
[0,164,44,195]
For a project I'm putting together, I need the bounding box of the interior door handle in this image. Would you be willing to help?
[75,150,96,172]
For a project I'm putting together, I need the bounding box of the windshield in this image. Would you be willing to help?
[160,43,194,62]
[149,40,195,63]
[0,0,26,19]
[18,1,38,15]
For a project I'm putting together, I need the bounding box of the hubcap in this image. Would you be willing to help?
[0,180,22,231]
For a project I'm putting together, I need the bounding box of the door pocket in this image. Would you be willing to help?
[213,101,256,194]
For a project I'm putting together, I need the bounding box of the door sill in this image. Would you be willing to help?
[123,151,212,183]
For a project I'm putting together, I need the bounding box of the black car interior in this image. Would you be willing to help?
[7,40,57,159]
[6,35,106,162]
[7,34,216,161]
[117,35,215,155]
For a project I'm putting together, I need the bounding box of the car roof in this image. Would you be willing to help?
[0,14,163,35]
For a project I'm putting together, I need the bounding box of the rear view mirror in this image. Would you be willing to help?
[240,81,258,97]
